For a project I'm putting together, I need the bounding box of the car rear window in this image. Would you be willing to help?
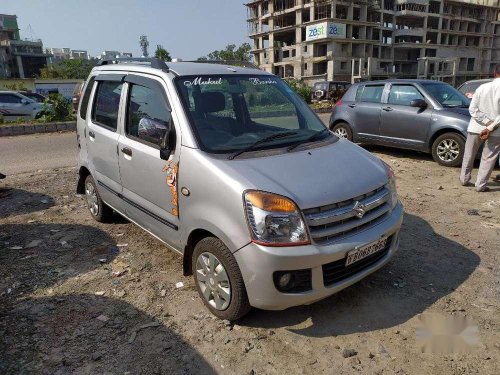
[79,77,96,119]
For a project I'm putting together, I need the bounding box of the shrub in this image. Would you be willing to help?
[36,93,73,122]
[285,79,312,103]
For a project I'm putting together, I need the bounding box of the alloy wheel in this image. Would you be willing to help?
[436,139,460,162]
[196,252,231,310]
[334,127,349,139]
[85,182,99,216]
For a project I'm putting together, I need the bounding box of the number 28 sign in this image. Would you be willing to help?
[306,22,346,41]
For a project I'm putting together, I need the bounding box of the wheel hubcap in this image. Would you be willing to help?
[334,127,348,139]
[196,252,231,310]
[437,139,460,162]
[85,182,99,216]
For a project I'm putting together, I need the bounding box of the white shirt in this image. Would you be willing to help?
[468,77,500,137]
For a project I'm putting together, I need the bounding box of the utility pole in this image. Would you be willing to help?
[139,35,149,58]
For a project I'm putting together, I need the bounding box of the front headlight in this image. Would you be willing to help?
[244,190,310,246]
[383,162,398,209]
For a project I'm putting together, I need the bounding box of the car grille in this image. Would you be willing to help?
[322,235,394,287]
[303,186,391,245]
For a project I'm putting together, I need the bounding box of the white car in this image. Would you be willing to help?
[0,91,45,120]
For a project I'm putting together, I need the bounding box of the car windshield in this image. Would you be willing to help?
[420,82,470,108]
[314,82,329,91]
[175,75,329,154]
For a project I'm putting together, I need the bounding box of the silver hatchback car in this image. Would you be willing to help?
[77,58,404,320]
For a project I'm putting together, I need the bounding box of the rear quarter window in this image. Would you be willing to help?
[79,77,96,119]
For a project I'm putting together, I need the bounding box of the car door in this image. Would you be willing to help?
[117,74,181,249]
[351,84,385,141]
[0,93,33,118]
[86,75,125,208]
[379,84,432,150]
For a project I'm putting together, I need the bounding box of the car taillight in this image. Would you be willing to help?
[335,100,343,107]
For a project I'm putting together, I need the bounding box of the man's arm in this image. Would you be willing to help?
[469,87,493,126]
[486,114,500,132]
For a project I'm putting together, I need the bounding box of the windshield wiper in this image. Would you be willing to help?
[286,128,330,152]
[228,131,298,160]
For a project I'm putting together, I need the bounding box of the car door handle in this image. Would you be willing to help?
[348,104,356,108]
[88,130,95,139]
[382,107,393,112]
[121,147,133,157]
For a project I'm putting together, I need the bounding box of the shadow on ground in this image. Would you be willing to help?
[240,213,480,337]
[0,223,215,374]
[0,188,55,219]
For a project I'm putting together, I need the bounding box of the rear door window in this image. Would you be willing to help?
[0,94,23,104]
[356,85,384,103]
[91,81,123,131]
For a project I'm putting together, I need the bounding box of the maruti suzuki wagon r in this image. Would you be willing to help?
[76,58,404,320]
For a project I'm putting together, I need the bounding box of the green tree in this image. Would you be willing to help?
[154,45,172,61]
[39,59,96,79]
[197,43,252,62]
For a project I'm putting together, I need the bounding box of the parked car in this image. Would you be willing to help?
[77,58,403,320]
[0,91,45,120]
[18,91,47,103]
[310,81,351,103]
[330,79,471,167]
[457,78,493,99]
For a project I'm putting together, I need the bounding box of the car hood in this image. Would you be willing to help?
[443,107,470,117]
[212,139,388,210]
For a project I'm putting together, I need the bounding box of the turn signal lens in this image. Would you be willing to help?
[245,191,296,213]
[244,190,310,246]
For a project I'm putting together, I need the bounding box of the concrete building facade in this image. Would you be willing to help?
[245,0,500,86]
[0,14,51,78]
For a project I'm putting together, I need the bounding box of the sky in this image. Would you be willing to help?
[2,0,250,59]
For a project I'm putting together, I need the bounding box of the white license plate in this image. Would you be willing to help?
[345,237,388,267]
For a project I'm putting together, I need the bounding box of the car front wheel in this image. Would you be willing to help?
[431,133,465,167]
[193,237,251,321]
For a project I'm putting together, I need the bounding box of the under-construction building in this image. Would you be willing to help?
[245,0,500,86]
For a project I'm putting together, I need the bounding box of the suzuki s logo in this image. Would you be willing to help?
[352,201,367,219]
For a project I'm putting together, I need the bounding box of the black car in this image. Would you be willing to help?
[310,81,351,103]
[329,79,471,167]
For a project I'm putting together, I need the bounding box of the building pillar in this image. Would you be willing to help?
[16,56,25,78]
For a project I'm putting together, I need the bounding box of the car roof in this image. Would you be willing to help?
[356,79,449,85]
[92,61,268,77]
[460,78,492,85]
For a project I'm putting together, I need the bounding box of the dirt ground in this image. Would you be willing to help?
[1,146,499,375]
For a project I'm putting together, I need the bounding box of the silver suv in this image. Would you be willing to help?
[76,58,404,320]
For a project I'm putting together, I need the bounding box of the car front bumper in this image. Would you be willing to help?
[234,202,404,310]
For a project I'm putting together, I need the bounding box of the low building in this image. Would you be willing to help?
[246,0,500,86]
[0,14,51,78]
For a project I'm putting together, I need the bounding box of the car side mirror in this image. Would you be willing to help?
[159,119,173,161]
[21,98,30,105]
[410,99,427,108]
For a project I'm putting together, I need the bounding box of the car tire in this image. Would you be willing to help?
[431,133,465,167]
[192,237,251,321]
[331,122,353,141]
[84,174,113,222]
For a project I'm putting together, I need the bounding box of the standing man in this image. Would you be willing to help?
[460,65,500,192]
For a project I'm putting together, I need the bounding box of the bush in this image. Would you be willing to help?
[0,114,4,124]
[36,93,73,122]
[285,79,312,103]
